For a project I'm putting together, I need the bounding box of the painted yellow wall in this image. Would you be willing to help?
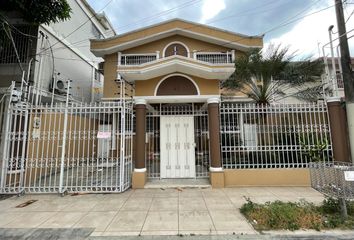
[103,53,118,98]
[99,24,257,98]
[123,35,233,56]
[135,74,220,96]
[223,169,311,187]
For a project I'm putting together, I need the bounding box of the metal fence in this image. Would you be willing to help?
[309,161,354,200]
[145,103,210,179]
[0,99,134,194]
[220,102,332,169]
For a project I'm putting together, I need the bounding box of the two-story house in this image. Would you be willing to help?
[90,19,263,188]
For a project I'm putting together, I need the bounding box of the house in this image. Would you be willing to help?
[90,19,323,188]
[0,18,336,194]
[0,0,115,103]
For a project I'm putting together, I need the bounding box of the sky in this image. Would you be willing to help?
[87,0,354,58]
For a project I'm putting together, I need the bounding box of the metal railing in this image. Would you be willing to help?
[0,100,134,194]
[220,102,332,169]
[309,161,354,218]
[309,161,354,200]
[119,51,234,66]
[196,52,233,64]
[120,54,157,65]
[145,103,209,179]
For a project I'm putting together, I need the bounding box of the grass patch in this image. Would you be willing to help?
[240,197,354,231]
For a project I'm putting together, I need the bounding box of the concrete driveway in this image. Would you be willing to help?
[0,187,325,237]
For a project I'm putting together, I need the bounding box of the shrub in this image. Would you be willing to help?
[241,199,322,231]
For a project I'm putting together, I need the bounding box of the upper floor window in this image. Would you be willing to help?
[163,42,189,58]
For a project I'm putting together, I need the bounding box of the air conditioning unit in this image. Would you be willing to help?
[53,76,68,94]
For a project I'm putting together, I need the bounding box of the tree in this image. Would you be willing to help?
[222,45,324,105]
[0,0,71,25]
[0,0,71,47]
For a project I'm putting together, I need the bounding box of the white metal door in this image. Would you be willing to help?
[160,116,195,178]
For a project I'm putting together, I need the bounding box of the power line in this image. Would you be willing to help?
[345,9,354,22]
[263,1,335,35]
[35,0,116,57]
[116,0,203,32]
[0,1,337,64]
[45,0,282,54]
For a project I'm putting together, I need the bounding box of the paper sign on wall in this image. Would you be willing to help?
[344,171,354,181]
[97,131,111,139]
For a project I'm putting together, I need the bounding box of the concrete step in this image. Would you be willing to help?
[144,178,211,189]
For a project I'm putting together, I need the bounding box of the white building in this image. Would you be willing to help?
[0,0,115,103]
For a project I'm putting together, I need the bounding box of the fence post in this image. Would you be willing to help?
[132,98,147,189]
[58,81,70,195]
[327,97,350,162]
[0,97,12,192]
[208,97,224,188]
[18,107,29,194]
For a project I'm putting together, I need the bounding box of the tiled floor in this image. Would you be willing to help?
[0,187,324,236]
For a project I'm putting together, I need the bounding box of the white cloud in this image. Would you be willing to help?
[200,0,226,23]
[266,2,354,59]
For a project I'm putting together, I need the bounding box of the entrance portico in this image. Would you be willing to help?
[132,95,224,189]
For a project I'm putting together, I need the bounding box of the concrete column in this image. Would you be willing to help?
[118,52,122,66]
[193,50,197,59]
[207,97,224,188]
[231,50,235,62]
[133,98,147,188]
[327,97,350,162]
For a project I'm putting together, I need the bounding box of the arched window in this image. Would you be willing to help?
[163,42,189,57]
[155,74,199,96]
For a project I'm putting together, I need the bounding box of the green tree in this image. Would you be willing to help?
[222,45,324,105]
[0,0,71,47]
[0,0,71,25]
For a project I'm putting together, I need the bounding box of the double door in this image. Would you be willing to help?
[160,116,195,178]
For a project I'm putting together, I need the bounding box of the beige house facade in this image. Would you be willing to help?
[90,19,319,188]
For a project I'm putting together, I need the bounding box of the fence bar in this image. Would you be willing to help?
[220,102,333,169]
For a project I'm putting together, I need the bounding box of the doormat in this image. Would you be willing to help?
[15,200,38,208]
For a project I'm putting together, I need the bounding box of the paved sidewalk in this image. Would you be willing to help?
[0,187,325,237]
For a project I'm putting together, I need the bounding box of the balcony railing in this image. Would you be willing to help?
[195,52,233,64]
[120,54,157,66]
[119,50,235,66]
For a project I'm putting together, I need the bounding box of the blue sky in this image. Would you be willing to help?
[87,0,354,58]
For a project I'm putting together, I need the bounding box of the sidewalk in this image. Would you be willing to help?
[0,187,325,237]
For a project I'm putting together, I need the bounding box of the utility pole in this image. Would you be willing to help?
[335,0,354,163]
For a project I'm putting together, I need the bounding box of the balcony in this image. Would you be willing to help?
[118,51,235,81]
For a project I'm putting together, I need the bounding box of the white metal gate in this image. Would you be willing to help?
[146,103,209,179]
[160,116,195,178]
[0,100,134,194]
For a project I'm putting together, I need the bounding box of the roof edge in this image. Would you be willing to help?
[91,18,262,43]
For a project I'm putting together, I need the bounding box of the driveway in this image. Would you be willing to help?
[0,187,325,237]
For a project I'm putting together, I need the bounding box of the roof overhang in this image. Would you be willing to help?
[92,28,262,57]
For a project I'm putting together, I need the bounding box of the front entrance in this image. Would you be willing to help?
[160,116,195,178]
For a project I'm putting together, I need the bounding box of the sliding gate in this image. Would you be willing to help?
[0,100,134,194]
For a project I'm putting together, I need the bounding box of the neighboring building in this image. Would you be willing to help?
[0,0,115,103]
[90,19,264,187]
[319,57,354,99]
